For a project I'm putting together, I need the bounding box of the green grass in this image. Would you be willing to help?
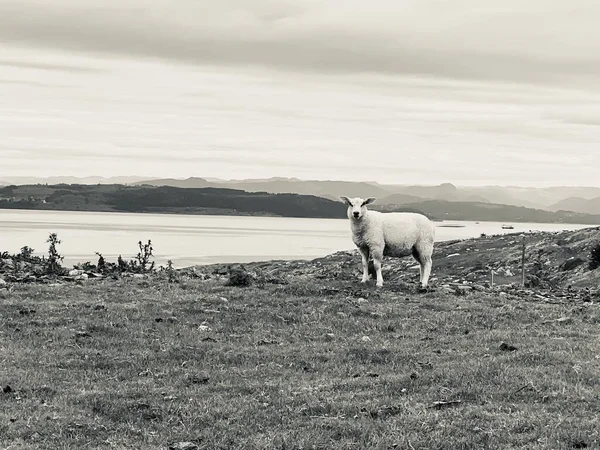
[1,276,599,449]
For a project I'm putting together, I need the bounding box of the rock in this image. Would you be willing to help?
[356,297,368,304]
[453,285,472,295]
[560,257,585,271]
[68,269,83,277]
[361,336,372,342]
[499,342,518,352]
[198,324,212,332]
[75,274,88,281]
[169,442,198,450]
[187,373,210,385]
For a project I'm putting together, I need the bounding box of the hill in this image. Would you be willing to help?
[0,176,150,185]
[377,200,600,224]
[6,176,600,212]
[0,184,347,219]
[3,184,600,224]
[549,196,600,215]
[134,177,390,201]
[190,226,600,291]
[135,177,600,210]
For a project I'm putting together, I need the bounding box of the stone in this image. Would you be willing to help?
[560,257,585,271]
[169,442,198,450]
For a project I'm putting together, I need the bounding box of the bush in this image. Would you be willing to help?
[96,252,106,273]
[136,240,154,272]
[590,243,600,270]
[165,259,177,283]
[46,233,64,275]
[227,265,253,287]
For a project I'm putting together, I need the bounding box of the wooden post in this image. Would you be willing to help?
[520,236,526,287]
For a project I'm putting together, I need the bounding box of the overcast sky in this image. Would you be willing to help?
[1,0,600,186]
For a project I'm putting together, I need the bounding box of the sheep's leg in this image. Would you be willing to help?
[371,248,384,287]
[412,247,424,284]
[420,255,433,289]
[358,247,370,283]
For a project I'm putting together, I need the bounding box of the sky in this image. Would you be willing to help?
[1,0,600,186]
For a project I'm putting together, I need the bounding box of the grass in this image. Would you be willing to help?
[1,275,599,449]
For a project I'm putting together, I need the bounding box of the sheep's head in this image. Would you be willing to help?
[339,196,376,220]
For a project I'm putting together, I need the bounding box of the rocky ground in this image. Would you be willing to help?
[186,226,600,303]
[2,226,599,303]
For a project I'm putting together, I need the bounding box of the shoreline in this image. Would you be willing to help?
[2,206,600,226]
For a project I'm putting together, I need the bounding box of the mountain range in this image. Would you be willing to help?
[2,176,600,217]
[2,183,600,225]
[132,177,600,215]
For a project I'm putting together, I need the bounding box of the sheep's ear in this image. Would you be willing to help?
[363,197,376,206]
[339,196,352,206]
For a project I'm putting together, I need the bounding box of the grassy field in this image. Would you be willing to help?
[1,274,599,449]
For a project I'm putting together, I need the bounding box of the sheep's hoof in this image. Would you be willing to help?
[360,278,369,283]
[418,285,429,293]
[376,282,384,288]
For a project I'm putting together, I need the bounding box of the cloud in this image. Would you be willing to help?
[0,59,103,73]
[1,0,600,85]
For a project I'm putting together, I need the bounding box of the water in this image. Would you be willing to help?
[0,209,595,268]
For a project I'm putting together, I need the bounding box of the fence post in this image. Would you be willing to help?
[521,235,526,288]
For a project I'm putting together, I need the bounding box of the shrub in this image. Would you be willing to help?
[227,265,253,287]
[96,252,106,273]
[117,255,128,272]
[19,246,35,260]
[165,259,177,283]
[590,243,600,270]
[46,233,64,275]
[136,240,154,272]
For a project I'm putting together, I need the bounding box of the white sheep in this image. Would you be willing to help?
[339,196,435,289]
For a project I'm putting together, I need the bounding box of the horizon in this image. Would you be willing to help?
[2,1,600,186]
[2,174,600,190]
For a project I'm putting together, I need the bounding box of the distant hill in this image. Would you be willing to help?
[0,176,150,185]
[377,183,490,203]
[0,184,347,219]
[2,184,600,224]
[376,193,426,205]
[375,200,600,225]
[134,177,213,189]
[134,177,390,201]
[460,186,600,209]
[5,175,600,214]
[549,196,600,215]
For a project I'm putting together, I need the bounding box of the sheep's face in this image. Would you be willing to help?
[340,196,376,220]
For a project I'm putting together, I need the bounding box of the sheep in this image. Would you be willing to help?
[339,196,435,289]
